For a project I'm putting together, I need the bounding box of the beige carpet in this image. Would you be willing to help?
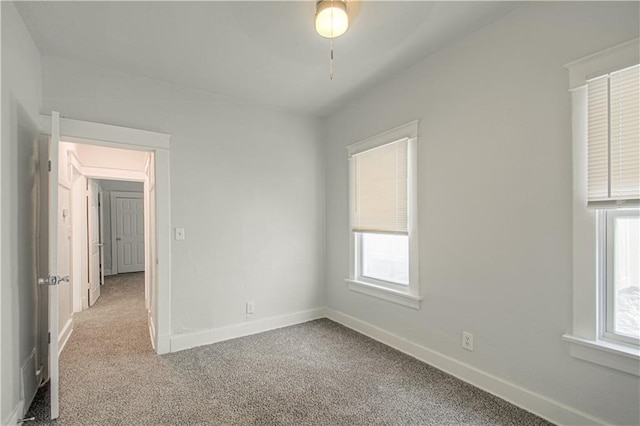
[27,273,552,425]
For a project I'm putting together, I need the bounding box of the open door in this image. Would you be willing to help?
[38,111,66,420]
[88,180,101,305]
[99,191,105,286]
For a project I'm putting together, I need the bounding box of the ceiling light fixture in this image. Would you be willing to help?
[315,0,349,38]
[315,0,349,79]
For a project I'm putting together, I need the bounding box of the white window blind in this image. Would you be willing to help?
[587,64,640,207]
[351,139,408,234]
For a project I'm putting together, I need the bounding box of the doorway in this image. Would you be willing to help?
[49,115,172,356]
[37,113,171,420]
[62,142,155,344]
[83,179,149,304]
[111,189,145,275]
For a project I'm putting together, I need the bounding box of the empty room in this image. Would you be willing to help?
[1,1,638,425]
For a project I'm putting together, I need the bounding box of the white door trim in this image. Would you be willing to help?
[110,191,144,275]
[40,115,171,150]
[40,114,172,355]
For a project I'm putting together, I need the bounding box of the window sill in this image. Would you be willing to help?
[345,279,422,310]
[562,334,640,376]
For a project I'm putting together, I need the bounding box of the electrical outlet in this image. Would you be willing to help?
[462,331,474,351]
[175,228,185,240]
[246,301,255,315]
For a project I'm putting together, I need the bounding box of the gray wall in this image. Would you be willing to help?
[1,2,44,422]
[96,179,144,274]
[324,2,639,425]
[42,55,326,337]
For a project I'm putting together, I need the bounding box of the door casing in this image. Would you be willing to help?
[40,114,172,355]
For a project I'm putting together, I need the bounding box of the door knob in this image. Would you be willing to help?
[38,275,70,286]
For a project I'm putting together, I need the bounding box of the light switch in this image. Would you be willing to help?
[175,228,185,240]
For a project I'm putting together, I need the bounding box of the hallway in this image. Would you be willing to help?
[26,272,194,425]
[26,272,220,425]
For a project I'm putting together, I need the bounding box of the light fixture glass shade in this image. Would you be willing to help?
[315,0,349,38]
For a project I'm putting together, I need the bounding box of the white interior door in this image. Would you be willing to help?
[88,181,101,305]
[42,111,62,420]
[116,196,145,273]
[99,191,105,286]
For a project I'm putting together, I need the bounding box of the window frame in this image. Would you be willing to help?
[563,38,640,376]
[345,121,422,310]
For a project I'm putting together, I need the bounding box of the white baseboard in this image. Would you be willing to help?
[325,308,606,426]
[104,269,113,276]
[170,307,326,353]
[58,317,73,356]
[4,399,24,426]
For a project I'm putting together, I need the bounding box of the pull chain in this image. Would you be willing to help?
[329,0,334,79]
[329,38,334,80]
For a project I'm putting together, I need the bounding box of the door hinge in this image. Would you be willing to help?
[48,160,52,172]
[48,332,51,344]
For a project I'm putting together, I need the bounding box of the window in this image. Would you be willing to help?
[564,39,640,376]
[588,64,640,347]
[361,233,409,285]
[345,121,421,309]
[601,209,639,346]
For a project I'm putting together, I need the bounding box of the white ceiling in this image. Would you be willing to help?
[16,1,518,116]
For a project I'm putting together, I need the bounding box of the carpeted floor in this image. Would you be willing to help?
[27,273,552,425]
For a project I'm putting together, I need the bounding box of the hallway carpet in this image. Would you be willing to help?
[27,273,552,425]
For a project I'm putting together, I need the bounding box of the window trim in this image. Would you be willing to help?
[346,121,422,309]
[564,38,640,376]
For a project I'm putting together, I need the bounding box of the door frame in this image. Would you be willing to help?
[110,191,144,275]
[40,115,172,355]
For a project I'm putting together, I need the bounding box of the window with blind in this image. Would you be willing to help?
[587,64,639,346]
[587,64,640,207]
[564,39,639,375]
[346,121,421,309]
[351,139,409,284]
